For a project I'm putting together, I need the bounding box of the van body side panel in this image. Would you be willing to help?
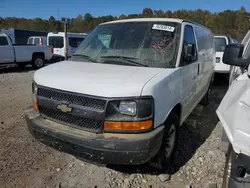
[194,26,215,95]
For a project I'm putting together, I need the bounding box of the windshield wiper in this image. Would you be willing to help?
[100,56,148,67]
[71,54,97,63]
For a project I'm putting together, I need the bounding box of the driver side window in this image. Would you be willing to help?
[182,25,197,65]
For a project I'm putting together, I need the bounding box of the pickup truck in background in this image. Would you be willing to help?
[0,32,53,69]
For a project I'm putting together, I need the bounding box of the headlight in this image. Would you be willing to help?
[104,97,154,132]
[119,101,136,116]
[32,82,38,111]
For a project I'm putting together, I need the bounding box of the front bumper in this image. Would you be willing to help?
[25,107,164,165]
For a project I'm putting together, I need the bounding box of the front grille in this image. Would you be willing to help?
[39,107,103,132]
[38,88,106,111]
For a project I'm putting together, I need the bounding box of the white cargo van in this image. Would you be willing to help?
[25,18,215,171]
[214,35,238,74]
[47,32,87,61]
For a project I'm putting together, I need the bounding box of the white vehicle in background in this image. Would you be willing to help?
[0,32,53,68]
[26,18,215,171]
[47,32,87,62]
[214,35,238,74]
[217,30,250,188]
[27,36,48,46]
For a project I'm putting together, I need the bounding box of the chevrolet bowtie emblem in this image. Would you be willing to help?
[57,104,72,113]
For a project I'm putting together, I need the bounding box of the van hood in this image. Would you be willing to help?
[34,60,164,97]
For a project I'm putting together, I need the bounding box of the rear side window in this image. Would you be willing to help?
[27,38,33,44]
[0,36,8,45]
[48,36,63,48]
[194,27,214,52]
[214,38,227,52]
[34,38,40,45]
[69,37,85,48]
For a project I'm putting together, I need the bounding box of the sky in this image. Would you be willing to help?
[0,0,249,19]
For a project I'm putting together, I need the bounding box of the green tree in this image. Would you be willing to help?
[142,8,153,17]
[154,10,165,18]
[33,17,47,31]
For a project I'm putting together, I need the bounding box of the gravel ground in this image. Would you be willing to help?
[0,66,228,188]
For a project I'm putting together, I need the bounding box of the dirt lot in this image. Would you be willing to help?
[0,67,227,188]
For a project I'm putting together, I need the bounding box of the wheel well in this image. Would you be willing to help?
[32,52,45,59]
[164,103,182,125]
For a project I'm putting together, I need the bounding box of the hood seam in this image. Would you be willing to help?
[140,70,164,96]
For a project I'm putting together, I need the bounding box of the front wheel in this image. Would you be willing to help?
[32,56,45,69]
[200,82,212,106]
[149,113,179,172]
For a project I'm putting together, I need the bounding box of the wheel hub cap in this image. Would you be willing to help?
[35,58,43,67]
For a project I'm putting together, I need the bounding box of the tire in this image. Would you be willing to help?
[200,81,212,106]
[222,144,237,188]
[32,56,45,69]
[149,113,179,172]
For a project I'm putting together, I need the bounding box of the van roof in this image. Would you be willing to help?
[101,18,207,28]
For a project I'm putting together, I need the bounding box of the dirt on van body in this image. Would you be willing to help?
[0,67,227,188]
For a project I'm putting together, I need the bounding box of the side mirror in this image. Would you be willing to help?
[223,44,249,67]
[184,43,196,63]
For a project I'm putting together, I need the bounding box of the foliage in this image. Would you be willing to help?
[0,7,249,41]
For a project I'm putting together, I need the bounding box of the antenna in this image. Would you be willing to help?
[57,8,60,20]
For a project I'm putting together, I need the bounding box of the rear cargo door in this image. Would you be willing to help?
[48,36,64,57]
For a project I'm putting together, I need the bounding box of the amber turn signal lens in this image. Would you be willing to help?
[32,100,39,112]
[104,120,152,131]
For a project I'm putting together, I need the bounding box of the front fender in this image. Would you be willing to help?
[141,69,182,128]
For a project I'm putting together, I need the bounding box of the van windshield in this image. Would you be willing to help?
[72,21,180,68]
[215,37,227,52]
[48,36,63,48]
